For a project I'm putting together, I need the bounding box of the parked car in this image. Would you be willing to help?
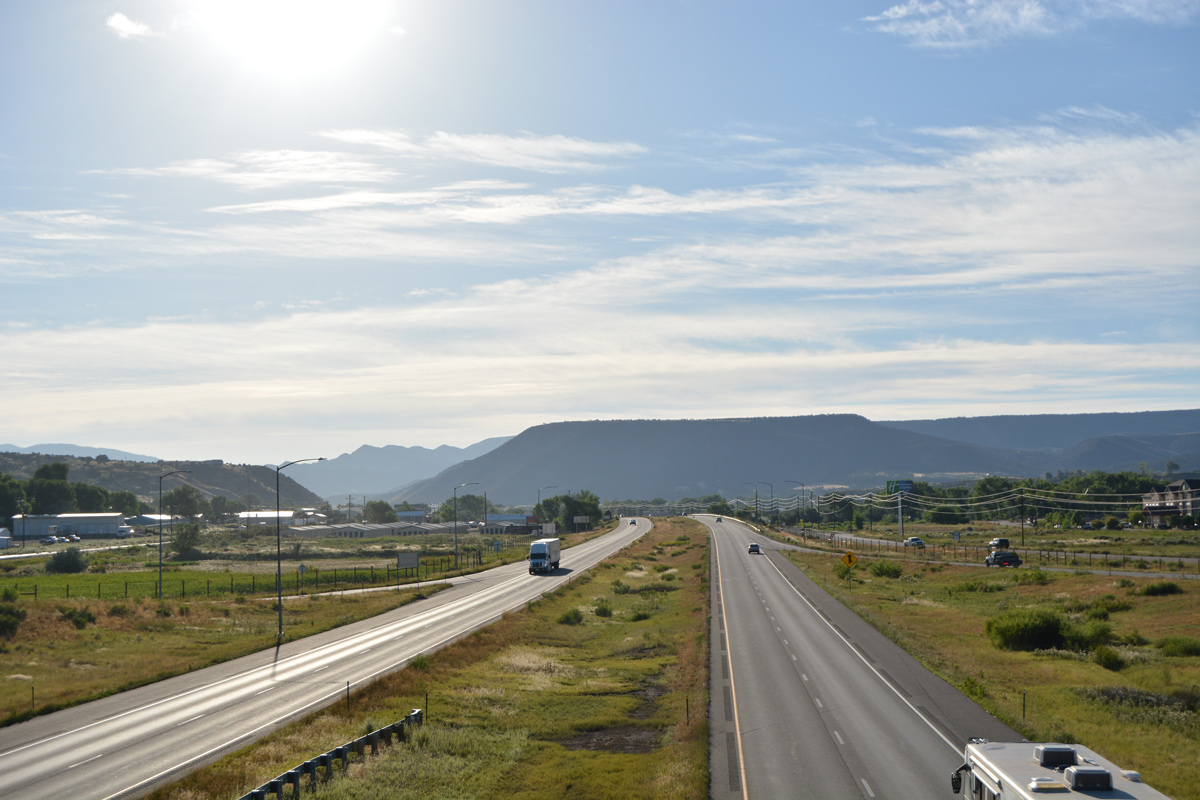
[903,537,925,548]
[39,535,59,545]
[988,537,1010,550]
[747,543,761,554]
[65,534,81,542]
[985,550,1022,567]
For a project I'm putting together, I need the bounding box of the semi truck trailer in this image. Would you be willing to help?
[528,538,561,574]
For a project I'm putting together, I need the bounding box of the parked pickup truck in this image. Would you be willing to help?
[985,550,1022,567]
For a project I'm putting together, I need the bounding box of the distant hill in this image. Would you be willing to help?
[879,410,1200,451]
[0,453,324,508]
[1050,432,1200,474]
[286,437,512,499]
[0,443,158,462]
[391,415,1029,505]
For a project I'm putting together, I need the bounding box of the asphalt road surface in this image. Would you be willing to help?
[0,520,647,800]
[705,515,1019,799]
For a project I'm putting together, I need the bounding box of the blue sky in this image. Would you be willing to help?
[2,0,1198,464]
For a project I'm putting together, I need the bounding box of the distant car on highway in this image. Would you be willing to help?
[988,537,1010,550]
[985,550,1022,567]
[715,516,723,522]
[747,543,760,554]
[903,537,925,548]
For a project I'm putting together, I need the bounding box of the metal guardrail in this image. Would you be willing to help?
[235,708,424,800]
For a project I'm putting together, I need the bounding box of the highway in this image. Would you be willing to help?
[705,515,1020,799]
[0,520,646,800]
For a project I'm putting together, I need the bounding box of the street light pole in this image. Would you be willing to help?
[453,482,478,569]
[276,457,324,641]
[158,469,190,598]
[537,485,557,534]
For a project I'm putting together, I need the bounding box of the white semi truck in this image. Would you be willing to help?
[951,739,1170,799]
[528,538,561,574]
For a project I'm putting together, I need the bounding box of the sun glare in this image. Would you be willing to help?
[189,0,390,83]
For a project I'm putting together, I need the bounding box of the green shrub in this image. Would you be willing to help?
[0,587,17,602]
[1065,619,1113,652]
[869,561,903,578]
[1157,635,1200,657]
[45,547,88,574]
[611,579,632,595]
[58,606,97,629]
[631,610,652,622]
[108,604,132,617]
[594,599,613,618]
[0,602,27,639]
[1092,646,1125,671]
[986,608,1067,651]
[1011,568,1051,586]
[407,654,431,671]
[557,608,584,625]
[832,562,851,580]
[1140,581,1183,596]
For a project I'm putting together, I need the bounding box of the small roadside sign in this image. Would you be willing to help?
[298,564,307,575]
[841,552,858,568]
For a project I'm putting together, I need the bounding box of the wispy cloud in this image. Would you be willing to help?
[319,129,646,172]
[100,150,394,190]
[106,13,159,40]
[865,0,1200,48]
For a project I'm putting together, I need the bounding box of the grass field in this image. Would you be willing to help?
[146,518,711,800]
[0,583,442,726]
[781,545,1199,800]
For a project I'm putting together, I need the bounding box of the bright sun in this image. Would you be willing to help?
[188,0,391,83]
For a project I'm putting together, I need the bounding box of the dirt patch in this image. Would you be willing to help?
[558,726,662,754]
[629,684,665,719]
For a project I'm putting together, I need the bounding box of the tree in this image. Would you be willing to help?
[45,547,88,574]
[72,482,110,513]
[32,463,70,482]
[364,500,399,524]
[108,490,142,518]
[163,485,210,519]
[1165,460,1180,475]
[210,495,244,519]
[241,493,262,510]
[170,524,203,559]
[434,494,486,524]
[28,476,75,515]
[925,505,967,524]
[0,475,26,527]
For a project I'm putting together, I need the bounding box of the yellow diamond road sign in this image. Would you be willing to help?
[841,551,858,568]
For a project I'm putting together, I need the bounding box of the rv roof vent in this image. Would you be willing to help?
[1034,745,1077,769]
[1065,766,1112,791]
[1120,770,1143,782]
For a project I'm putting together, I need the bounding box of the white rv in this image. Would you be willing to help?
[951,739,1169,799]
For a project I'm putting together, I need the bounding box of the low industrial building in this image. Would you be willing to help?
[10,512,125,539]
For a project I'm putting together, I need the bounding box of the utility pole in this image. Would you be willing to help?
[1020,492,1026,548]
